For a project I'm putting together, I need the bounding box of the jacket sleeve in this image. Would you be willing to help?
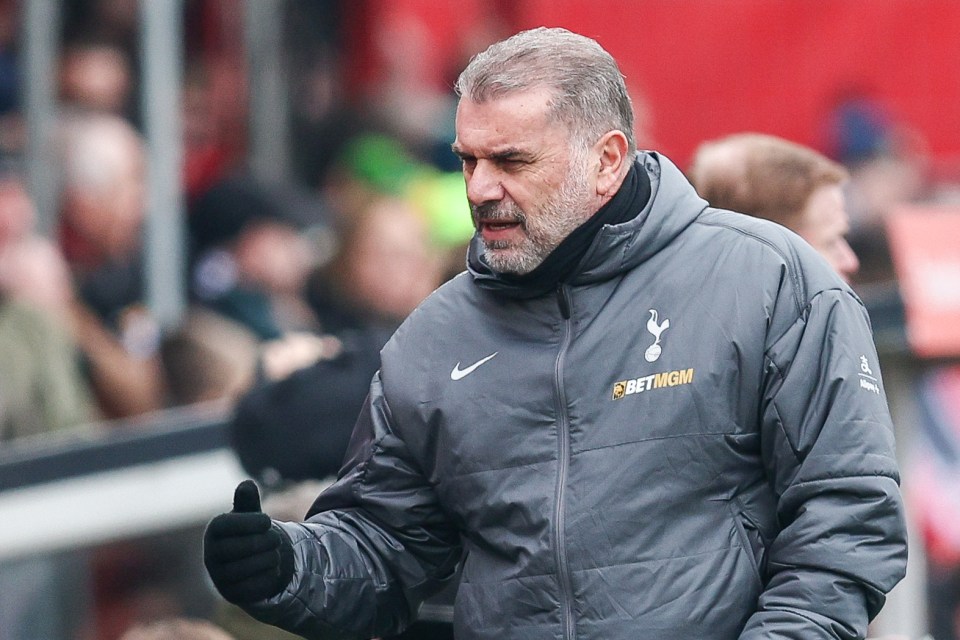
[739,288,908,640]
[241,372,462,640]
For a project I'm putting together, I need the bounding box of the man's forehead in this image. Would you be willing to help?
[457,87,555,121]
[454,88,562,149]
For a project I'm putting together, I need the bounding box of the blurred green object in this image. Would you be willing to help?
[407,171,475,250]
[338,134,425,196]
[338,133,475,249]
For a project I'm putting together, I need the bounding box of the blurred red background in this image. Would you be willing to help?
[345,0,960,173]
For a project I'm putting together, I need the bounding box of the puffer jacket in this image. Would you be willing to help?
[243,153,908,640]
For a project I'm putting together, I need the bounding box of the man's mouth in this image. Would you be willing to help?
[478,219,522,242]
[480,220,520,231]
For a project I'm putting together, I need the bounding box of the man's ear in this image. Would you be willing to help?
[594,130,630,196]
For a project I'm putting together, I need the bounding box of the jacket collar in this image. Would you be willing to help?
[468,152,707,298]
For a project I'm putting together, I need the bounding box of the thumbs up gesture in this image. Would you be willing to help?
[203,480,295,603]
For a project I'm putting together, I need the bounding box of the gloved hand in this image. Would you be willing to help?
[203,479,295,604]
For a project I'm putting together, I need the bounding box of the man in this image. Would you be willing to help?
[204,28,907,639]
[687,132,861,282]
[56,110,167,418]
[0,172,98,440]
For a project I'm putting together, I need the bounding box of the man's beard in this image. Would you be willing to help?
[473,156,595,275]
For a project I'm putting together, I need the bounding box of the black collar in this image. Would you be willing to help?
[477,161,650,298]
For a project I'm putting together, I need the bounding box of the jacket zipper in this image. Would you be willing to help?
[554,284,576,640]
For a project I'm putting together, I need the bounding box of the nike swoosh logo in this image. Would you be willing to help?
[450,352,498,380]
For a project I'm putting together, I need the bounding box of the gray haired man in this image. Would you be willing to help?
[204,27,907,640]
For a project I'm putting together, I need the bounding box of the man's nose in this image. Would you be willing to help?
[466,161,505,205]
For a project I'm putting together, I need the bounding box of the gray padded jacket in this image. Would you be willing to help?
[244,153,908,639]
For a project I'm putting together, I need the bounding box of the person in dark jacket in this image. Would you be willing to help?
[203,27,908,640]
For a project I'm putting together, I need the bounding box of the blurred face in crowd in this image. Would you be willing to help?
[453,87,600,275]
[233,221,315,295]
[61,116,146,259]
[342,198,442,322]
[0,178,35,247]
[0,179,74,314]
[59,44,132,113]
[0,236,75,314]
[795,183,860,283]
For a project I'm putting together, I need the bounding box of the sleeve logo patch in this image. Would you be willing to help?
[858,355,882,395]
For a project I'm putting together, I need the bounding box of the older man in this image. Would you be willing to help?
[204,28,907,640]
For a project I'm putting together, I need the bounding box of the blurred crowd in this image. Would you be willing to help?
[0,0,478,450]
[0,1,959,639]
[0,2,480,638]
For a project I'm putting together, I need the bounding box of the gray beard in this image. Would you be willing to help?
[477,159,594,275]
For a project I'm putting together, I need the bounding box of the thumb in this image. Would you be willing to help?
[232,479,262,513]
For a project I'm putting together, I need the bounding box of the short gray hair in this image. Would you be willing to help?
[455,27,636,156]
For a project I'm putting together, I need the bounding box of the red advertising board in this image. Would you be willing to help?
[349,0,960,171]
[886,207,960,358]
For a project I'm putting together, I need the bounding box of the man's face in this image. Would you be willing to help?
[797,183,860,283]
[453,87,600,274]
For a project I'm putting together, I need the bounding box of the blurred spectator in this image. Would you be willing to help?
[320,133,474,275]
[0,171,97,440]
[0,233,76,314]
[0,164,34,245]
[356,7,511,176]
[57,110,144,274]
[0,296,95,441]
[319,133,430,223]
[688,132,860,283]
[306,193,444,336]
[118,617,236,640]
[180,0,250,196]
[174,173,342,408]
[159,307,259,408]
[188,174,327,342]
[182,61,244,201]
[55,109,167,418]
[61,0,143,129]
[822,92,930,287]
[0,159,76,321]
[58,39,133,117]
[231,194,447,486]
[222,130,471,485]
[229,326,377,486]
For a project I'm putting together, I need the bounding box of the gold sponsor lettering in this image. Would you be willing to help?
[612,368,695,400]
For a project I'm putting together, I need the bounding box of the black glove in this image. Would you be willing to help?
[203,479,295,603]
